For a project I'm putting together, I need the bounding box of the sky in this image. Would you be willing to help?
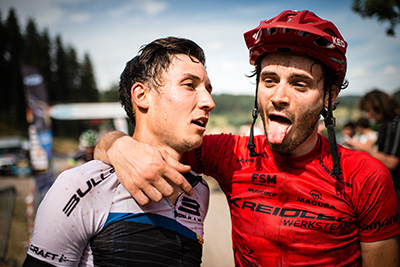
[1,0,400,97]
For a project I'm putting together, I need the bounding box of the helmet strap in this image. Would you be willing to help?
[322,88,342,179]
[248,107,259,157]
[247,76,260,157]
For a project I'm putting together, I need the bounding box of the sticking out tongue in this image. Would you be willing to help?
[267,118,291,145]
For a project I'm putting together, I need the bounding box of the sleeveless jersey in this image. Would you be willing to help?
[183,134,399,266]
[24,160,209,266]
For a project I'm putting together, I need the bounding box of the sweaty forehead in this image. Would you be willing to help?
[260,53,324,79]
[164,54,211,85]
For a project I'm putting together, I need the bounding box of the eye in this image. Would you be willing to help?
[183,82,195,89]
[263,77,277,87]
[292,81,310,92]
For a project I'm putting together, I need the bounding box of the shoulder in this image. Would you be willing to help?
[339,146,392,186]
[59,160,115,182]
[28,161,118,265]
[50,160,119,211]
[203,133,264,149]
[318,136,390,183]
[340,146,385,169]
[203,133,246,143]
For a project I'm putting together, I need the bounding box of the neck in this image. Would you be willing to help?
[132,130,182,161]
[287,126,319,157]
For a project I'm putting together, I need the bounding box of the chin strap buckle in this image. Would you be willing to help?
[247,108,260,157]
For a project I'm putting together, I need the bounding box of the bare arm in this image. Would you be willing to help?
[94,130,127,165]
[94,131,192,205]
[369,150,400,171]
[346,139,400,171]
[361,237,399,267]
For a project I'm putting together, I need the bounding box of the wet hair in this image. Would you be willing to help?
[119,37,206,125]
[359,89,400,122]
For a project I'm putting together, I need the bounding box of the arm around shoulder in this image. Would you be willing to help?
[94,130,193,205]
[94,130,128,164]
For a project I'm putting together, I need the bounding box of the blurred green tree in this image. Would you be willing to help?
[352,0,400,36]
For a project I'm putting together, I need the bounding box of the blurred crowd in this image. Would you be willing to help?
[339,89,400,216]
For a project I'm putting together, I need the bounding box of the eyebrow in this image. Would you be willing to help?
[260,71,277,77]
[290,73,313,81]
[260,71,313,81]
[184,73,213,92]
[184,73,201,81]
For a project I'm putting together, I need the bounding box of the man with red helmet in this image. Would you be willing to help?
[95,10,399,266]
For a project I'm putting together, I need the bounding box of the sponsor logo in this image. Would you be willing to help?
[194,147,205,171]
[29,244,68,263]
[332,37,346,48]
[316,157,352,188]
[248,188,278,198]
[63,169,114,216]
[176,196,202,222]
[360,214,398,231]
[231,198,343,221]
[251,173,277,186]
[296,197,336,210]
[237,152,267,164]
[230,198,355,231]
[237,158,257,163]
[309,190,322,200]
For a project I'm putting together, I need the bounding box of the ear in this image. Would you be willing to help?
[324,86,339,109]
[131,82,149,110]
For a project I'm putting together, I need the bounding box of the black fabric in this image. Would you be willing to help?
[89,221,202,267]
[183,171,202,187]
[22,254,56,267]
[377,115,400,189]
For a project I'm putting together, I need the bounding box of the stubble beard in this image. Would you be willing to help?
[265,104,322,154]
[173,135,203,155]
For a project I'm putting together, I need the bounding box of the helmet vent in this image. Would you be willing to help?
[330,57,345,65]
[324,28,338,37]
[297,30,309,37]
[282,28,292,34]
[315,36,334,48]
[266,27,277,35]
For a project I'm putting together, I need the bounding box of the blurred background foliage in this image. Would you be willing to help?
[1,5,400,140]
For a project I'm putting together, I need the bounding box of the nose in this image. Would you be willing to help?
[270,83,289,109]
[198,89,215,112]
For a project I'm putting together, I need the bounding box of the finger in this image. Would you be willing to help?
[122,181,152,205]
[163,165,193,196]
[141,178,170,202]
[160,150,193,195]
[161,149,191,173]
[150,173,177,197]
[113,163,164,204]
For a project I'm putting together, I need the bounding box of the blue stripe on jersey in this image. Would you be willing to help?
[105,212,199,241]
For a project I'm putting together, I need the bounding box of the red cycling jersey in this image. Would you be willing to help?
[183,134,399,266]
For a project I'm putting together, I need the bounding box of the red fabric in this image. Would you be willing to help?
[183,134,399,266]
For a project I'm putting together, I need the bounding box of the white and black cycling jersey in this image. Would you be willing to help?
[23,160,209,267]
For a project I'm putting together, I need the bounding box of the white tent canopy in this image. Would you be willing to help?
[49,102,128,134]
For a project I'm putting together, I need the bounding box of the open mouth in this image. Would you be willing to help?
[267,113,292,145]
[192,119,206,128]
[269,114,292,125]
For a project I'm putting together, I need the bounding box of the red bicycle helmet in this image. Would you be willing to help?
[244,10,347,85]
